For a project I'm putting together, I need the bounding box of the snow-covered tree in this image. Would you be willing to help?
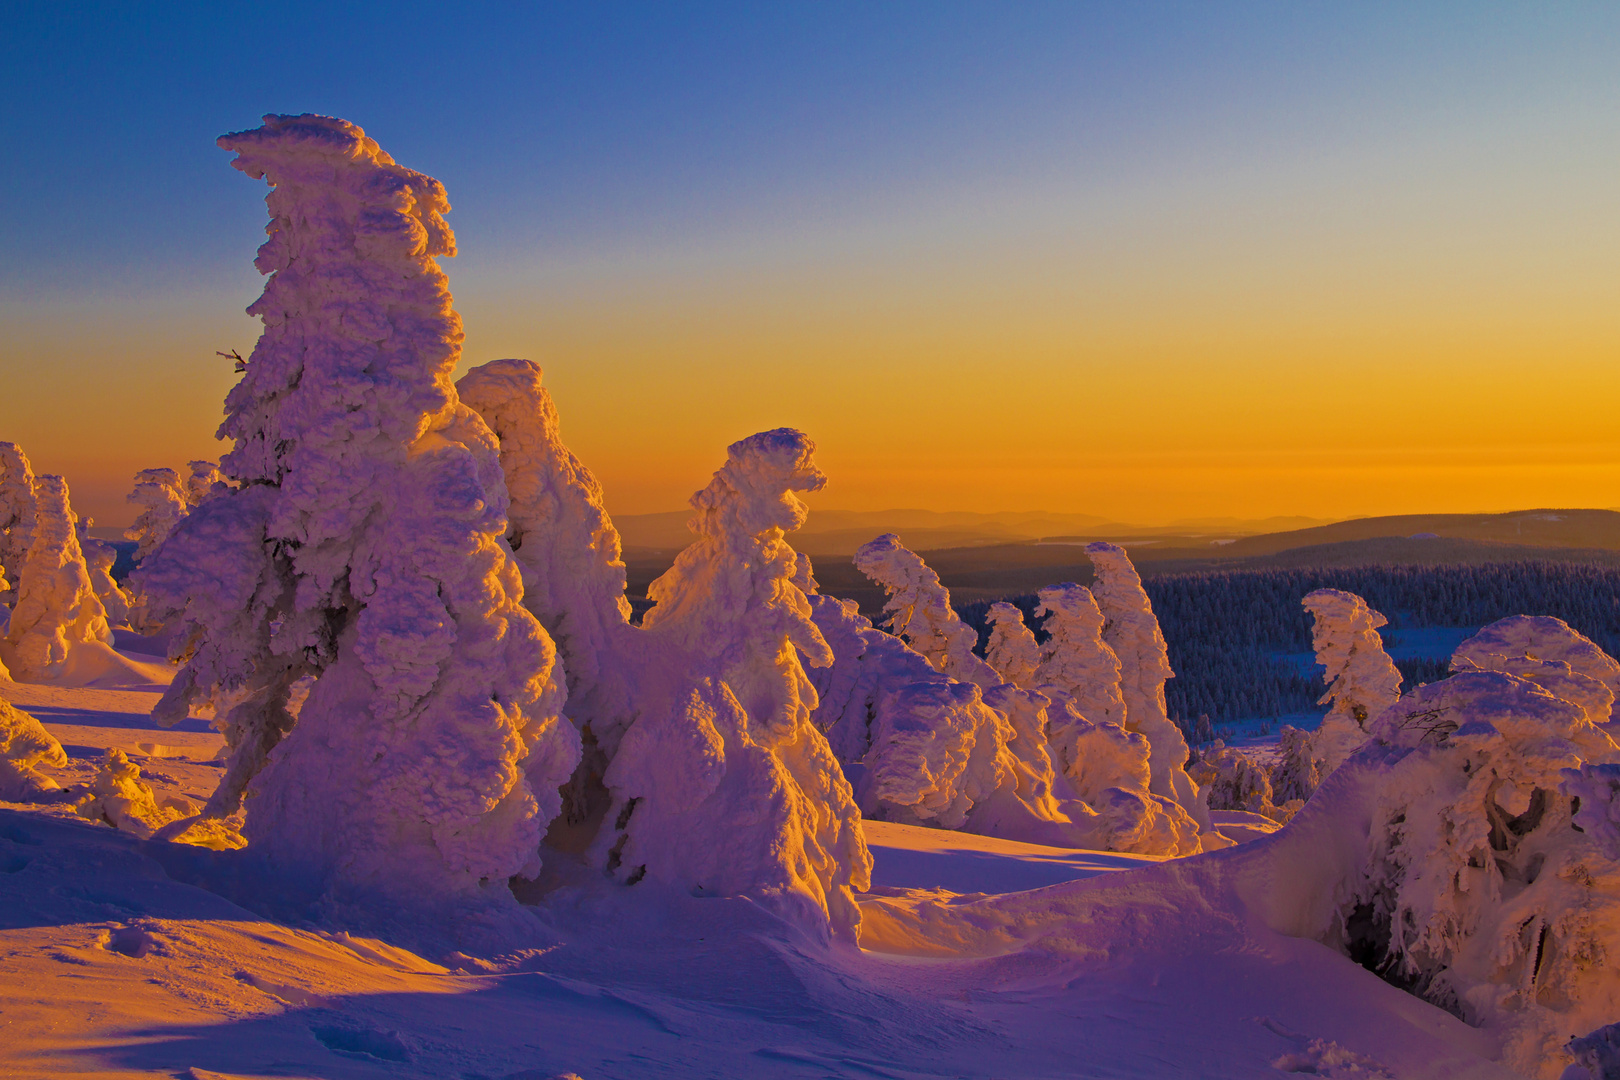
[0,442,37,604]
[1269,724,1322,805]
[75,518,132,628]
[1337,671,1620,1075]
[124,468,188,562]
[0,696,67,800]
[591,430,871,940]
[984,601,1040,687]
[183,460,229,507]
[1190,740,1298,824]
[457,358,637,768]
[853,533,1000,688]
[1302,588,1403,775]
[1452,615,1620,732]
[2,475,112,680]
[1031,582,1127,729]
[1086,542,1209,830]
[136,114,579,908]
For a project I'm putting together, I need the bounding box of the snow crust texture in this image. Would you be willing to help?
[1085,542,1209,831]
[595,430,871,941]
[140,114,579,912]
[2,475,112,681]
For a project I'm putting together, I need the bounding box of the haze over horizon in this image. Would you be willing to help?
[4,3,1618,526]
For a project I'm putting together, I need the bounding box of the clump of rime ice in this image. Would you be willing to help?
[0,443,37,606]
[854,533,1000,688]
[1301,588,1404,780]
[1334,670,1620,1077]
[983,602,1040,688]
[138,114,578,908]
[125,468,189,563]
[1085,542,1209,831]
[2,475,112,680]
[1453,616,1620,733]
[0,696,68,801]
[457,359,637,768]
[592,430,871,941]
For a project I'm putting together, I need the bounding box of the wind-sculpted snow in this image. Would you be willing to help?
[1302,589,1403,780]
[0,442,36,605]
[457,359,637,765]
[2,475,112,681]
[0,696,67,800]
[594,430,870,941]
[1324,671,1620,1076]
[125,468,188,562]
[1085,543,1209,831]
[137,114,579,916]
[983,602,1039,687]
[854,533,1000,689]
[1452,615,1620,730]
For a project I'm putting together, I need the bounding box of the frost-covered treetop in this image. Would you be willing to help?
[125,468,188,562]
[984,601,1040,688]
[184,461,228,507]
[1301,588,1402,720]
[1031,582,1124,724]
[853,532,999,688]
[1084,542,1173,684]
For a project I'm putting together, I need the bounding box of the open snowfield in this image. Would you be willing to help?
[0,669,1525,1080]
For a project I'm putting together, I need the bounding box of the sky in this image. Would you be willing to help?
[2,2,1618,527]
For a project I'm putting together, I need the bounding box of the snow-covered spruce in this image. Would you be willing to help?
[75,519,132,629]
[137,114,579,907]
[0,696,67,801]
[1189,740,1299,824]
[0,442,37,605]
[183,460,229,507]
[1270,724,1323,806]
[592,430,870,941]
[1,475,112,680]
[1333,671,1620,1076]
[1029,583,1126,752]
[853,533,1000,689]
[1452,615,1620,732]
[1301,589,1402,778]
[983,601,1040,688]
[1084,542,1209,830]
[124,468,189,563]
[457,359,638,770]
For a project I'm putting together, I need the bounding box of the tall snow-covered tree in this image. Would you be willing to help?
[1086,542,1209,831]
[984,601,1040,688]
[592,430,871,941]
[124,468,188,562]
[2,475,113,680]
[1301,588,1403,774]
[0,442,37,605]
[853,533,1000,688]
[457,359,637,767]
[136,114,579,908]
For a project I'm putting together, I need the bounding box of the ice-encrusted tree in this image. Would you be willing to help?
[1302,589,1403,775]
[1031,583,1127,726]
[136,114,579,906]
[984,601,1040,688]
[2,475,113,680]
[0,442,37,604]
[125,468,188,562]
[591,430,871,940]
[457,359,637,768]
[75,519,132,628]
[854,533,1000,688]
[184,460,229,507]
[1085,542,1209,829]
[0,696,68,800]
[1337,671,1620,1075]
[1452,615,1620,731]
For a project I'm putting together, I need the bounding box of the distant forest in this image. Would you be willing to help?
[957,561,1620,731]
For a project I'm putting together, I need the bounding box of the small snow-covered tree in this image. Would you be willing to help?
[1337,671,1620,1076]
[854,533,1000,688]
[0,696,67,800]
[136,114,579,909]
[984,602,1040,687]
[592,430,870,940]
[1302,589,1403,776]
[124,468,188,562]
[2,475,112,680]
[183,460,229,507]
[1086,542,1209,830]
[457,359,637,767]
[0,442,37,604]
